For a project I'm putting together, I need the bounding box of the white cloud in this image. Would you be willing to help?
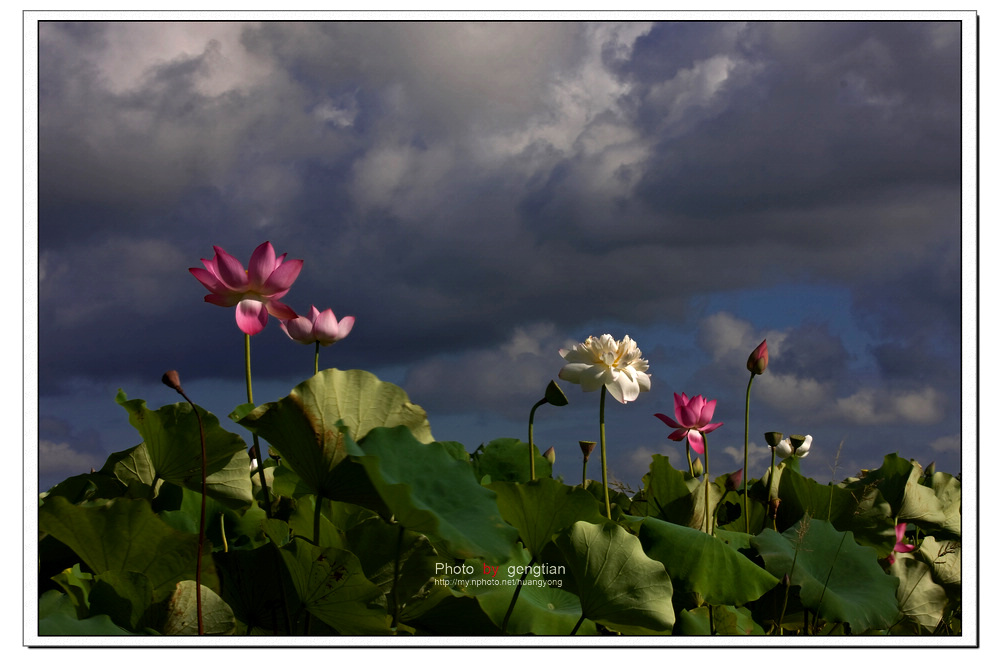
[834,386,946,426]
[929,433,960,453]
[39,440,102,477]
[720,440,771,475]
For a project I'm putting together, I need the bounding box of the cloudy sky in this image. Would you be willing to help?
[30,16,974,493]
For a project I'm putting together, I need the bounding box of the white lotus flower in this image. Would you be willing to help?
[775,434,812,459]
[558,334,651,404]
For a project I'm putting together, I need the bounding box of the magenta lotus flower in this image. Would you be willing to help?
[654,392,723,455]
[888,523,917,564]
[281,306,355,346]
[190,242,303,336]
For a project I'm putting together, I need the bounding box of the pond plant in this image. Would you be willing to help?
[37,241,962,639]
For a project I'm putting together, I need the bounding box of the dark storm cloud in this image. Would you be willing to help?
[34,19,964,481]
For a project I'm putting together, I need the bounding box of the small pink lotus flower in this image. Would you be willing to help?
[888,523,917,564]
[190,242,303,336]
[281,306,355,346]
[655,393,723,455]
[747,339,768,375]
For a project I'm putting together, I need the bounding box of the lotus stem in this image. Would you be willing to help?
[703,432,712,535]
[743,374,754,533]
[570,614,585,635]
[528,398,546,481]
[599,386,611,520]
[501,556,535,633]
[162,371,206,636]
[245,334,272,517]
[314,341,320,375]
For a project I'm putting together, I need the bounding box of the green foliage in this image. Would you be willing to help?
[37,371,961,638]
[237,369,433,500]
[752,517,900,633]
[346,426,519,562]
[639,517,779,606]
[115,391,253,509]
[554,521,675,633]
[471,438,552,483]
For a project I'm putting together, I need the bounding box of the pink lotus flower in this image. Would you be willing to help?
[654,392,723,455]
[888,523,917,564]
[281,306,355,346]
[190,242,303,336]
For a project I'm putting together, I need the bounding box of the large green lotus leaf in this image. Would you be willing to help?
[674,604,765,636]
[38,591,134,636]
[400,586,502,635]
[776,466,895,553]
[236,369,432,498]
[115,391,253,509]
[908,471,962,538]
[462,546,598,635]
[639,517,779,606]
[41,472,125,505]
[470,438,552,483]
[346,426,519,562]
[553,520,674,633]
[162,580,237,635]
[50,563,93,617]
[752,518,899,633]
[88,570,155,633]
[916,535,961,588]
[277,537,391,635]
[489,478,604,557]
[341,516,440,608]
[890,556,948,632]
[844,454,960,538]
[38,495,219,600]
[634,455,721,530]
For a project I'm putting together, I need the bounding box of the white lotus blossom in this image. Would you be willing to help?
[775,434,812,459]
[558,334,651,404]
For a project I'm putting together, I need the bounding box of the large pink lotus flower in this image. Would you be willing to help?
[888,523,917,564]
[654,392,723,455]
[190,242,303,335]
[281,306,355,346]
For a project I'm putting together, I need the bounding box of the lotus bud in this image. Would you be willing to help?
[692,457,704,477]
[726,468,744,492]
[544,380,569,407]
[924,461,936,477]
[162,370,183,393]
[543,447,556,465]
[579,440,597,462]
[764,431,784,448]
[768,497,781,519]
[747,339,768,375]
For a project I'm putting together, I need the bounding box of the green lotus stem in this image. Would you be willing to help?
[314,341,320,375]
[501,556,535,633]
[245,334,272,517]
[582,457,588,487]
[708,604,715,635]
[686,441,694,476]
[743,374,755,533]
[220,512,228,553]
[163,372,206,636]
[703,432,712,535]
[599,386,611,520]
[768,447,778,531]
[528,398,546,481]
[570,614,585,635]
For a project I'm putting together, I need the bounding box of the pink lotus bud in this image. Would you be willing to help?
[747,340,768,375]
[726,469,744,492]
[543,447,556,465]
